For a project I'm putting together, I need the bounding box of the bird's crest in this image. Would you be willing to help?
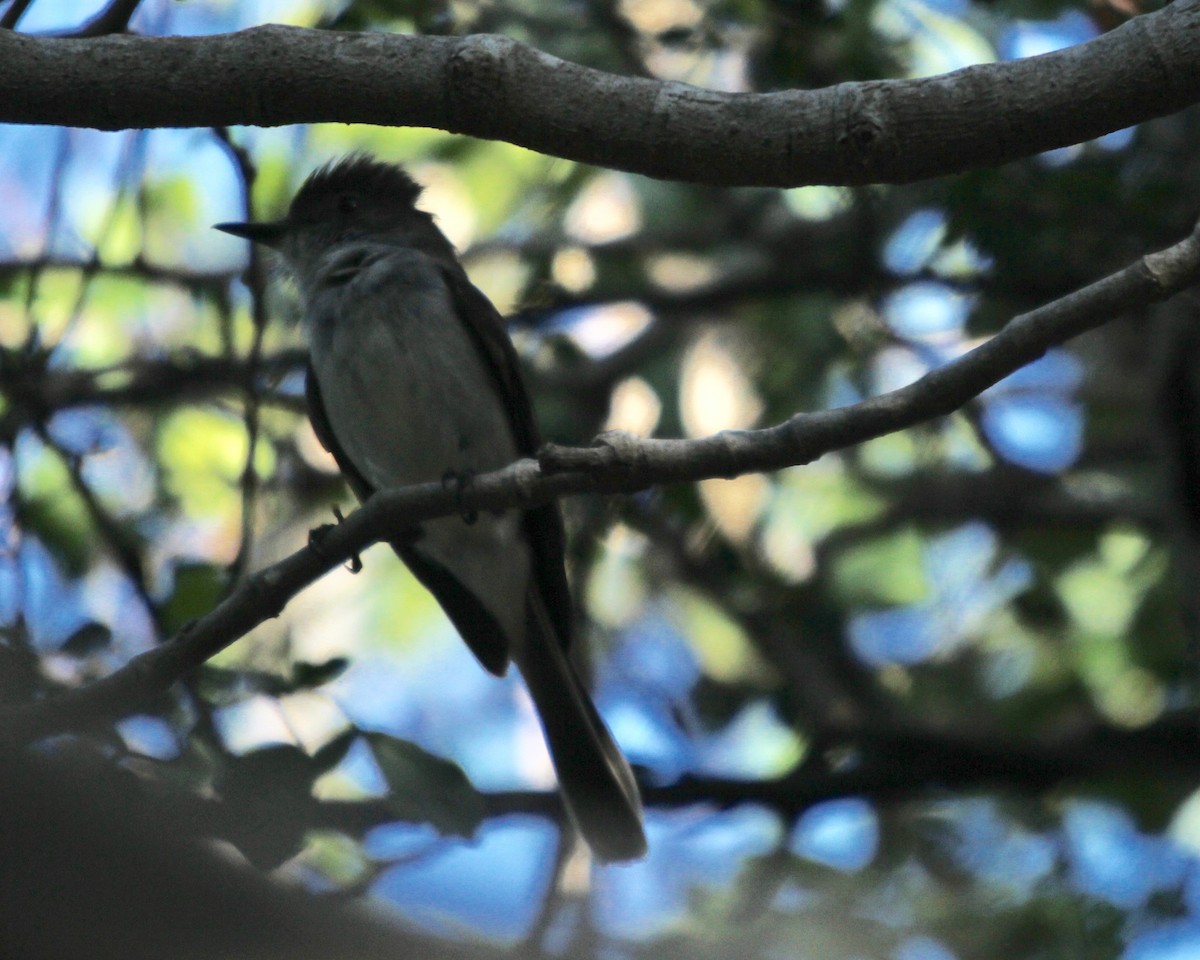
[291,154,423,217]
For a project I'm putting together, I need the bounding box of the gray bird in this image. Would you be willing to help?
[216,155,647,863]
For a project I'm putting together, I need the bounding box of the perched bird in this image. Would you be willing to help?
[216,155,647,862]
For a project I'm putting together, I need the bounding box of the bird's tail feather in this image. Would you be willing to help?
[516,594,647,863]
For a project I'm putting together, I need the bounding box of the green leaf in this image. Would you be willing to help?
[20,482,93,577]
[832,528,928,606]
[221,744,317,868]
[312,730,358,775]
[368,733,484,837]
[161,562,227,634]
[668,587,774,685]
[292,657,350,689]
[60,621,113,658]
[225,743,315,798]
[157,407,275,519]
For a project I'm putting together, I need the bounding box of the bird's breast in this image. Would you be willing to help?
[306,249,519,494]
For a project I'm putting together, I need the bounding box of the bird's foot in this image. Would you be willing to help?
[442,470,478,525]
[308,504,363,573]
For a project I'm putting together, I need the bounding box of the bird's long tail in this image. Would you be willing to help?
[515,593,647,863]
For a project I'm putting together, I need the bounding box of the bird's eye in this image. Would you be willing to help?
[338,194,359,214]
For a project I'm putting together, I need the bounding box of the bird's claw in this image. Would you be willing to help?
[442,470,478,525]
[308,504,363,573]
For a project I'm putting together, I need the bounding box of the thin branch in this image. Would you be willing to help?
[286,708,1200,836]
[0,350,309,442]
[863,467,1161,532]
[0,3,1197,186]
[35,425,157,616]
[0,255,236,290]
[46,129,147,353]
[468,710,1200,819]
[621,499,887,729]
[539,219,1200,479]
[213,126,271,584]
[0,0,35,31]
[584,0,653,79]
[1,216,1198,742]
[18,129,72,351]
[641,711,1200,811]
[69,0,143,37]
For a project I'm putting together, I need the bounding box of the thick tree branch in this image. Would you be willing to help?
[0,747,502,960]
[0,2,1198,186]
[2,217,1198,742]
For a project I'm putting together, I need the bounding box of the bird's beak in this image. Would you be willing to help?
[214,219,289,248]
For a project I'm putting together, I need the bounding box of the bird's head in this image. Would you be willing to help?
[216,154,456,276]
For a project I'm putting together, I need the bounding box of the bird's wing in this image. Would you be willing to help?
[439,268,576,653]
[305,364,514,676]
[305,366,375,502]
[436,275,645,858]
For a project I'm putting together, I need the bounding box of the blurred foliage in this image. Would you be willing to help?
[1,0,1199,957]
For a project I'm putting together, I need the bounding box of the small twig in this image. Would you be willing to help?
[68,0,143,37]
[213,126,272,585]
[45,129,148,353]
[0,254,237,290]
[34,424,161,632]
[0,350,308,444]
[0,0,35,30]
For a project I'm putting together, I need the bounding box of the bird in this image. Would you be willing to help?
[215,154,647,863]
